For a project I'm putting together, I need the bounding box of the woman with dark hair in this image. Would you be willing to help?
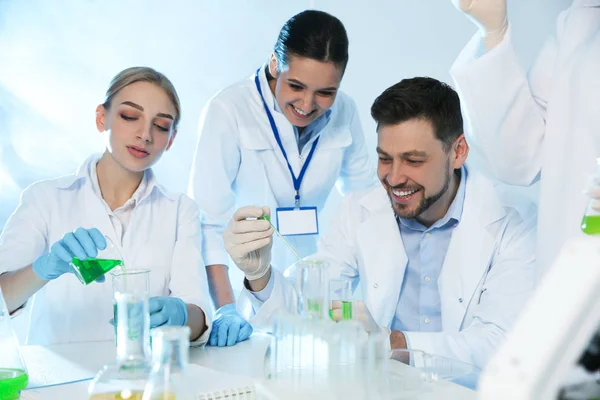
[189,10,376,347]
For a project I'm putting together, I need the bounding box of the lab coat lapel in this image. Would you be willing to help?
[357,187,407,327]
[439,171,505,331]
[254,67,301,176]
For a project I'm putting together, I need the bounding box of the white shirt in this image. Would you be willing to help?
[189,67,378,273]
[0,155,212,346]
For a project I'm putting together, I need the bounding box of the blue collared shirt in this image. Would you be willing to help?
[391,167,467,333]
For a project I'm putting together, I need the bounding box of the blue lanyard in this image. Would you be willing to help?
[254,69,320,208]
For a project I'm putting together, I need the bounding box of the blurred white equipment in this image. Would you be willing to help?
[478,237,600,399]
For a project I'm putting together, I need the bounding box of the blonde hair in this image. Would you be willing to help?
[103,67,181,129]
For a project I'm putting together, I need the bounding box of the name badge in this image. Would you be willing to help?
[275,207,319,236]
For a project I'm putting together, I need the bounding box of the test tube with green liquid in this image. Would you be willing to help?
[329,279,353,321]
[259,215,302,261]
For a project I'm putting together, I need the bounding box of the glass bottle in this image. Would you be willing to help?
[581,158,600,235]
[142,326,196,400]
[0,287,28,400]
[88,270,151,399]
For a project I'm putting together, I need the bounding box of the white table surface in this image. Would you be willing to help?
[19,334,477,399]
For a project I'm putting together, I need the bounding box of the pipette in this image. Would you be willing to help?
[259,215,303,261]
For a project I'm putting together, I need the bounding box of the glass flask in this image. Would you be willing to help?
[88,270,151,399]
[0,287,28,400]
[142,326,195,400]
[71,235,124,285]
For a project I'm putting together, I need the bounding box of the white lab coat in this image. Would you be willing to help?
[189,67,377,273]
[239,168,537,369]
[451,0,600,275]
[0,156,212,346]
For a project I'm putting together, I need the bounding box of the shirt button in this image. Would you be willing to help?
[458,298,464,303]
[424,318,430,324]
[424,276,431,283]
[425,232,431,238]
[373,283,379,289]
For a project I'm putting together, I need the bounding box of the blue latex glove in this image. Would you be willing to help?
[149,296,188,328]
[208,303,253,347]
[33,227,107,281]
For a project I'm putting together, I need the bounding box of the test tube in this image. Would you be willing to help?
[329,279,353,321]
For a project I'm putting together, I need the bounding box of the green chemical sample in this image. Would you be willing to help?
[72,258,123,285]
[341,301,352,320]
[0,368,28,400]
[328,301,353,321]
[307,298,322,313]
[581,214,600,235]
[259,215,302,261]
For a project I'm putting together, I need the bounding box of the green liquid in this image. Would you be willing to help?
[341,300,352,320]
[0,368,28,400]
[328,301,353,321]
[72,258,123,285]
[307,298,322,314]
[581,214,600,235]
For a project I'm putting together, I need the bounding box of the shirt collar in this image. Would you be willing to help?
[56,153,178,202]
[398,166,467,232]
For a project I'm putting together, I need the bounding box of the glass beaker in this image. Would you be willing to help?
[88,271,152,399]
[389,349,480,390]
[142,326,195,400]
[0,287,28,400]
[329,279,353,321]
[111,269,150,347]
[296,259,328,320]
[71,236,124,285]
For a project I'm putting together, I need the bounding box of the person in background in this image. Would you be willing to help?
[450,0,600,275]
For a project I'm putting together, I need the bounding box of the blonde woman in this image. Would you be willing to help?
[0,67,211,345]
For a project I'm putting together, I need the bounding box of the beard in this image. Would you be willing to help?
[387,162,451,219]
